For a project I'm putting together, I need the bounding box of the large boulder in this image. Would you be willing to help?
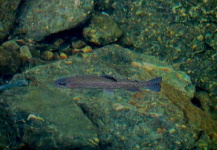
[0,0,21,43]
[0,44,216,149]
[13,0,94,41]
[0,79,97,149]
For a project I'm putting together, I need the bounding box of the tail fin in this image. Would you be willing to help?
[146,77,162,92]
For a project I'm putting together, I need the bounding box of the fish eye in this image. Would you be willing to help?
[58,82,67,86]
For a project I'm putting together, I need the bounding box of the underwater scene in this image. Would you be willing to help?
[0,0,217,149]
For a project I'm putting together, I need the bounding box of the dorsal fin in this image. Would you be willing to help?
[101,74,117,82]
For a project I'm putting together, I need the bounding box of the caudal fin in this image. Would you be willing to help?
[146,77,162,92]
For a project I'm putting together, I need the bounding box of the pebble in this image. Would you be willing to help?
[41,51,54,60]
[27,114,44,121]
[64,61,73,65]
[169,128,176,134]
[20,45,32,59]
[71,40,86,49]
[60,52,68,59]
[54,39,64,47]
[2,40,20,50]
[81,45,93,53]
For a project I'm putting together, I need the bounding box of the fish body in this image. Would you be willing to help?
[54,75,162,92]
[0,80,28,91]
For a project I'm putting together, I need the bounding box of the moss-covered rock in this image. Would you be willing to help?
[95,0,217,98]
[13,0,94,41]
[83,13,123,45]
[0,0,21,43]
[1,45,216,149]
[0,80,97,149]
[0,40,21,75]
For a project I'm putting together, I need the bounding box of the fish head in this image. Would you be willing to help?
[54,78,69,88]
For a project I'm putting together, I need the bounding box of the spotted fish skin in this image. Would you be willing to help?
[54,75,162,92]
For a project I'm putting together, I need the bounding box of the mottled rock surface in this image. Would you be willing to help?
[1,45,216,149]
[0,80,97,149]
[83,14,123,45]
[13,0,94,41]
[0,0,21,43]
[0,40,21,75]
[95,0,217,98]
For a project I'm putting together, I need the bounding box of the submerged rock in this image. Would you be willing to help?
[13,0,94,41]
[0,44,216,149]
[95,0,217,98]
[20,45,32,60]
[1,40,20,50]
[83,13,123,45]
[0,40,21,75]
[0,0,21,43]
[0,80,97,149]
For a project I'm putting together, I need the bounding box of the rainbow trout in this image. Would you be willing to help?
[0,80,28,91]
[54,75,162,92]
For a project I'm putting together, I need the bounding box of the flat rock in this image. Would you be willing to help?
[1,44,216,149]
[0,78,97,149]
